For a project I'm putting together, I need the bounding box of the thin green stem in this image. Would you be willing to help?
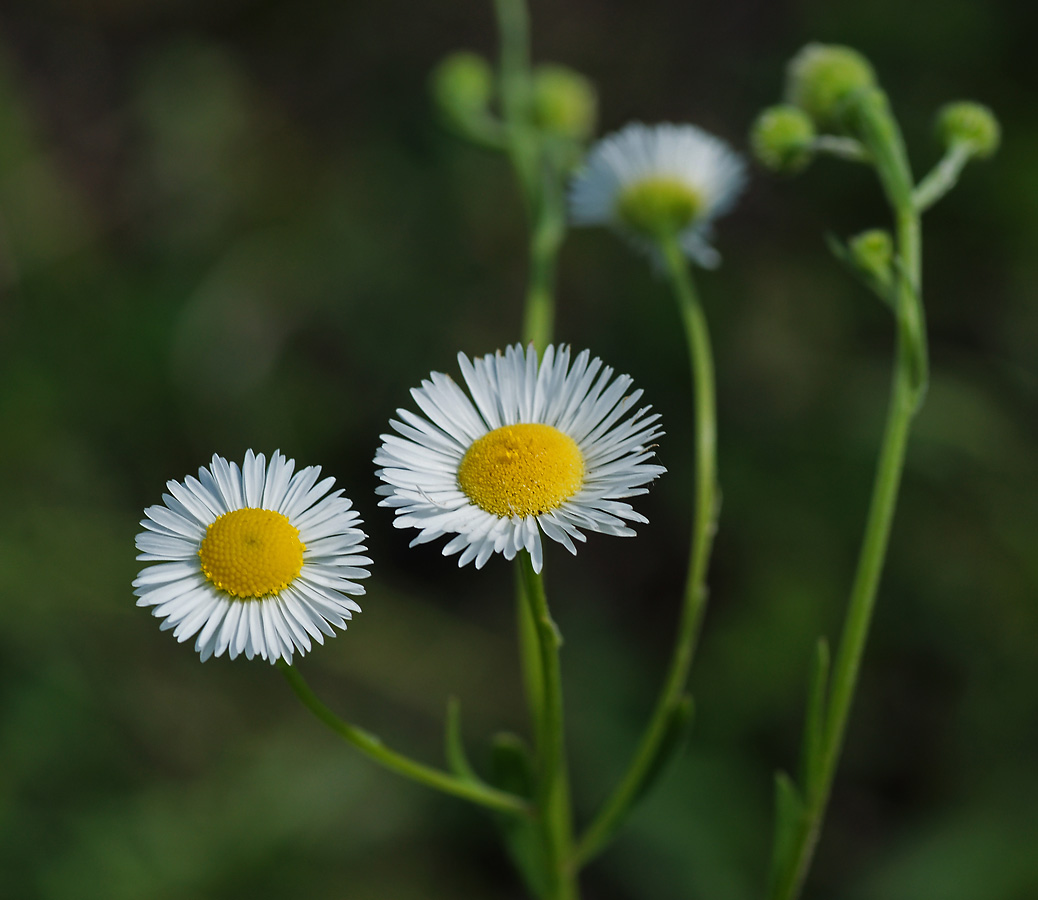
[813,135,871,163]
[522,176,565,352]
[913,143,973,213]
[516,562,546,750]
[279,661,531,818]
[494,0,565,354]
[574,235,718,867]
[495,0,538,201]
[771,359,916,900]
[519,552,579,900]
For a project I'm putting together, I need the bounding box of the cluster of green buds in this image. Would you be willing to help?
[430,50,597,152]
[750,43,1000,186]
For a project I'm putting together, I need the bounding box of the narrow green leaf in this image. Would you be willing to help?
[632,694,695,805]
[444,696,479,783]
[767,771,807,898]
[801,638,830,795]
[488,733,548,898]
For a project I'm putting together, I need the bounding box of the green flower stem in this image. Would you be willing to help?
[522,175,566,353]
[574,234,718,867]
[519,551,579,900]
[495,0,564,354]
[768,89,928,900]
[912,142,973,213]
[278,661,531,818]
[813,135,871,163]
[516,563,547,751]
[494,0,537,199]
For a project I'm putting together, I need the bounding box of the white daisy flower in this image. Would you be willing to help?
[569,122,747,267]
[134,451,371,665]
[374,344,665,574]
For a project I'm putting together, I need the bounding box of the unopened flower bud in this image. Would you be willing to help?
[936,101,1000,159]
[849,229,893,285]
[785,43,876,131]
[751,105,816,173]
[431,52,494,125]
[531,64,597,142]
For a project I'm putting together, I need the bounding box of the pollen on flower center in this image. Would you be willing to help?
[198,508,305,599]
[457,423,585,518]
[616,176,703,237]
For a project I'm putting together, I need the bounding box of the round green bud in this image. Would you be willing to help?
[936,101,1000,158]
[531,64,597,142]
[431,52,494,124]
[849,229,893,283]
[785,43,876,131]
[751,105,816,173]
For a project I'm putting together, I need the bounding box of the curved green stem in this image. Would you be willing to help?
[768,87,928,900]
[574,235,718,867]
[519,552,579,900]
[913,142,973,213]
[522,176,565,352]
[494,0,537,200]
[495,0,565,355]
[279,661,531,818]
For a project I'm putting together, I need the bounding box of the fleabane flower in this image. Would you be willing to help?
[569,122,747,267]
[134,451,371,665]
[374,344,665,574]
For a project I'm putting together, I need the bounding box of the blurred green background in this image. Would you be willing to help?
[1,0,1035,898]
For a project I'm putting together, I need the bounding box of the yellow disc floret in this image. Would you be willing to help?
[616,176,703,238]
[198,508,305,599]
[458,423,585,518]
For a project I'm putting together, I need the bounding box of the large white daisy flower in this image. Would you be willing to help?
[569,122,747,267]
[134,451,371,665]
[374,344,665,574]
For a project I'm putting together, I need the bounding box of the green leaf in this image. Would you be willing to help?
[633,694,695,805]
[488,733,548,898]
[767,771,808,899]
[444,696,479,783]
[800,637,830,794]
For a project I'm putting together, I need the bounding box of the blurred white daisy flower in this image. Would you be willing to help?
[134,451,371,665]
[374,344,665,574]
[569,122,747,267]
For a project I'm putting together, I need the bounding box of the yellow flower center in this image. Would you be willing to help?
[198,508,305,599]
[457,423,585,518]
[616,176,703,237]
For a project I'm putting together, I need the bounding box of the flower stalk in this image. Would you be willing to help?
[519,552,580,900]
[494,0,572,353]
[574,233,717,865]
[766,83,929,900]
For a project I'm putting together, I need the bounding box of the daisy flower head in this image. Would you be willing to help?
[374,344,665,574]
[569,122,747,268]
[134,451,371,665]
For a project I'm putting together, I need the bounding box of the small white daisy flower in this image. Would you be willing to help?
[374,344,665,574]
[569,122,747,267]
[134,451,371,665]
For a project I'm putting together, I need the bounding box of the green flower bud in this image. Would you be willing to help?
[750,105,816,173]
[431,52,494,125]
[848,229,893,285]
[531,64,597,142]
[936,101,1000,159]
[785,43,876,131]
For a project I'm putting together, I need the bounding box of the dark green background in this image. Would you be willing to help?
[1,1,1035,898]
